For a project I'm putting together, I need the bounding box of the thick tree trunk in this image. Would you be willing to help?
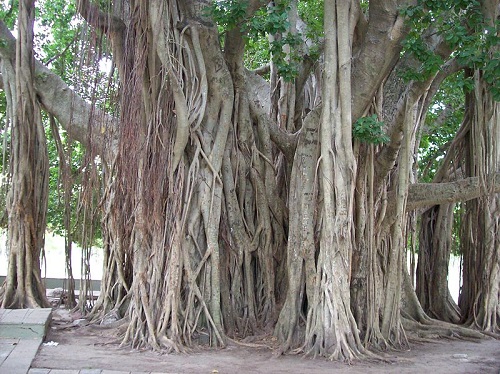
[277,1,364,360]
[97,0,233,349]
[85,0,287,350]
[274,108,319,351]
[460,71,500,333]
[1,0,49,309]
[416,204,461,323]
[457,5,499,333]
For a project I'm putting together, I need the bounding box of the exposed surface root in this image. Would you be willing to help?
[402,317,487,341]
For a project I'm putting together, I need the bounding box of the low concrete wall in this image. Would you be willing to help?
[0,276,101,291]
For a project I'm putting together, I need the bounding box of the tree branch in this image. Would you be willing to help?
[76,0,125,34]
[252,63,270,76]
[0,19,117,161]
[407,173,500,211]
[249,93,298,162]
[75,0,125,76]
[34,62,117,158]
[351,0,409,121]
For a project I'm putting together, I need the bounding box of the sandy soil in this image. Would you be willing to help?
[32,310,500,374]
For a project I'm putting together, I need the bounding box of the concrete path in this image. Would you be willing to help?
[0,308,179,374]
[0,308,52,374]
[27,370,178,374]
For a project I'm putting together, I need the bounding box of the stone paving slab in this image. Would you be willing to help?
[1,309,177,374]
[0,338,43,374]
[0,309,52,325]
[26,369,51,374]
[27,371,179,374]
[0,309,52,374]
[0,338,19,366]
[0,308,52,339]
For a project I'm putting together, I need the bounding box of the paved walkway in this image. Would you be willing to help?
[27,370,176,374]
[0,309,175,374]
[0,308,52,374]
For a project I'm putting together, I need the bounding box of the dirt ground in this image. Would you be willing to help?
[32,310,500,374]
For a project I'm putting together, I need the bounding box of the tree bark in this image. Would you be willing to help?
[416,204,461,323]
[300,0,363,360]
[407,173,500,211]
[460,71,500,333]
[1,0,50,309]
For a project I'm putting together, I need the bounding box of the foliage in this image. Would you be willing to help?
[206,0,248,31]
[0,0,18,29]
[244,34,270,71]
[418,72,465,182]
[297,0,323,37]
[400,34,444,82]
[352,114,390,145]
[37,0,78,66]
[207,0,303,81]
[401,0,500,100]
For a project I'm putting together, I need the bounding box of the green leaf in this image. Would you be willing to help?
[353,115,389,145]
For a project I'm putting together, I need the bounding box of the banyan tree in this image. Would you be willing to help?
[0,0,499,361]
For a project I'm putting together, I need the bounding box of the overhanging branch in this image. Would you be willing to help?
[34,62,117,158]
[76,0,125,34]
[75,0,125,77]
[407,173,500,211]
[249,95,299,162]
[0,19,117,161]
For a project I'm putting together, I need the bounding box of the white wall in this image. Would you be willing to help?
[0,231,103,280]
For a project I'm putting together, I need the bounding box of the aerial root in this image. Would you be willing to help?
[158,335,188,354]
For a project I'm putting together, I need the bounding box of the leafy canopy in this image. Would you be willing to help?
[207,0,303,81]
[401,0,500,100]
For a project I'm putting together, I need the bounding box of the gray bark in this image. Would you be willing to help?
[407,173,500,211]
